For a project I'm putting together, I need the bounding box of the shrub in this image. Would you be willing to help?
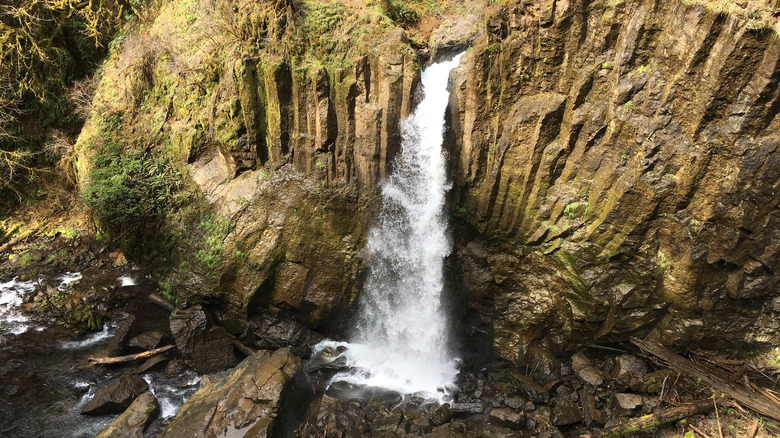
[82,143,183,267]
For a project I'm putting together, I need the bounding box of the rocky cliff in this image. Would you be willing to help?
[73,0,780,364]
[74,0,430,333]
[448,0,780,367]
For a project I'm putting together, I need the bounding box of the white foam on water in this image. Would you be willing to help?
[59,323,114,350]
[143,371,201,419]
[315,54,464,402]
[0,277,37,335]
[57,272,82,291]
[118,275,136,287]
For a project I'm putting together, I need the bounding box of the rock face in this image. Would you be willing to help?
[94,391,159,438]
[82,373,149,415]
[159,348,301,438]
[449,0,780,364]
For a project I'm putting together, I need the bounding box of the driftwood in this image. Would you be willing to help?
[148,293,175,312]
[632,338,780,422]
[231,338,256,357]
[581,397,724,438]
[89,344,175,365]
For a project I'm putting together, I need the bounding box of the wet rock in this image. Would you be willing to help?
[572,352,605,387]
[551,399,582,426]
[431,403,453,426]
[324,380,373,405]
[580,390,602,426]
[163,358,187,378]
[136,355,170,374]
[609,393,645,417]
[247,314,323,351]
[504,397,526,410]
[512,374,550,402]
[450,402,485,416]
[160,348,301,438]
[94,391,158,438]
[489,407,524,429]
[107,315,137,356]
[613,354,649,379]
[169,306,237,373]
[127,331,164,351]
[640,369,676,394]
[82,373,149,415]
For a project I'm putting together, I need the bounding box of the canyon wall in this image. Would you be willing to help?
[448,0,780,367]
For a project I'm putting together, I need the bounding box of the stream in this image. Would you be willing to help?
[0,273,199,438]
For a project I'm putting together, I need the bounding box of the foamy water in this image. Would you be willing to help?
[0,277,37,335]
[313,54,464,401]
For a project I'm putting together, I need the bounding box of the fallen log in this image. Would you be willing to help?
[89,345,175,365]
[632,338,780,422]
[581,397,724,438]
[148,293,175,312]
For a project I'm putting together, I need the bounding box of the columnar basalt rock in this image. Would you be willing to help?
[449,0,780,365]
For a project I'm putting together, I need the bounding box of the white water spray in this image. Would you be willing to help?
[314,54,463,400]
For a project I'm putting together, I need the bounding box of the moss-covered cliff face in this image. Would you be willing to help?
[73,0,446,332]
[74,0,779,361]
[449,0,780,366]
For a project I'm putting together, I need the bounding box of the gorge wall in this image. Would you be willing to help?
[74,0,780,363]
[448,0,780,367]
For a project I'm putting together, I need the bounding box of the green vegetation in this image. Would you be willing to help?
[82,141,184,265]
[563,201,590,219]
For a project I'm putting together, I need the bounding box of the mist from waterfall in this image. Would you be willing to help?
[315,53,463,401]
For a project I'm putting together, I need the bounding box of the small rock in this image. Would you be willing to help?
[640,369,676,394]
[504,397,525,410]
[430,403,452,426]
[609,393,645,417]
[571,352,605,387]
[580,390,603,426]
[94,391,158,438]
[450,402,484,415]
[512,373,550,402]
[82,373,149,415]
[489,408,524,429]
[552,399,582,426]
[613,354,648,379]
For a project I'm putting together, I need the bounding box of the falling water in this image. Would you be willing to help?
[314,53,463,400]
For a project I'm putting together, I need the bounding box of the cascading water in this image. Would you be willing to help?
[314,53,463,401]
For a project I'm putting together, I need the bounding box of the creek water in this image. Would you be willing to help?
[313,53,464,401]
[0,273,198,437]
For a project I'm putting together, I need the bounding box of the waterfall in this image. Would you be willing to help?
[314,53,463,401]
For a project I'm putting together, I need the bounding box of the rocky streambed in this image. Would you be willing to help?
[1,236,779,437]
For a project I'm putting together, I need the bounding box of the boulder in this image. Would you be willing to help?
[82,373,149,415]
[94,391,158,437]
[430,403,453,427]
[106,315,137,356]
[169,306,238,373]
[159,348,301,438]
[127,331,164,351]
